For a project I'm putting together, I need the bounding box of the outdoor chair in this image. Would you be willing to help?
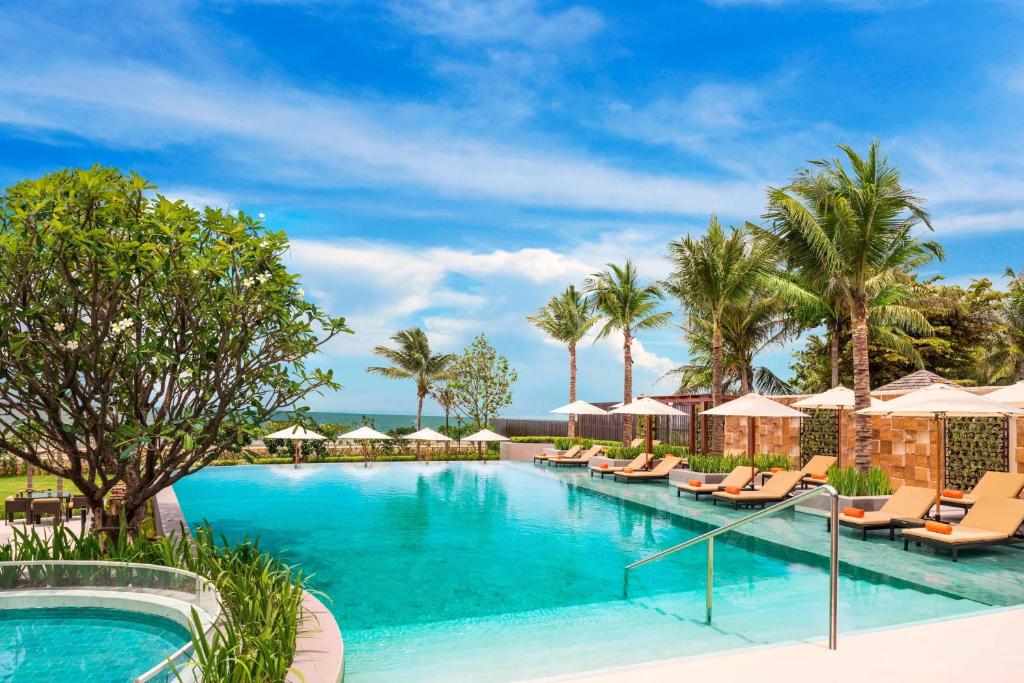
[712,470,804,509]
[612,455,682,483]
[673,466,758,501]
[4,496,32,525]
[590,452,651,478]
[939,472,1024,511]
[533,444,580,464]
[31,497,64,525]
[549,445,605,467]
[827,485,936,540]
[902,496,1024,561]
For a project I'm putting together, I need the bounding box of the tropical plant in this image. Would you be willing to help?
[754,142,944,471]
[687,453,792,473]
[0,166,349,532]
[448,333,518,428]
[367,327,456,432]
[585,260,672,444]
[526,285,596,437]
[663,290,794,395]
[665,216,777,453]
[826,465,893,496]
[982,268,1024,383]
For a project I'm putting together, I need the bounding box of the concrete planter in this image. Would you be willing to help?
[500,442,555,461]
[668,469,729,485]
[589,456,635,469]
[795,493,892,517]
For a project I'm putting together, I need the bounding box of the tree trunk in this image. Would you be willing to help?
[444,409,450,454]
[710,326,725,455]
[830,318,841,388]
[568,343,577,439]
[851,296,872,473]
[622,332,634,445]
[740,365,751,393]
[416,392,424,461]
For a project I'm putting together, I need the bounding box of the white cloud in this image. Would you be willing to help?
[387,0,604,48]
[0,61,764,217]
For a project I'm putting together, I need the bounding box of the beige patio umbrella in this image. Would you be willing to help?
[701,392,808,475]
[610,397,686,469]
[463,428,508,459]
[401,427,451,462]
[793,386,884,467]
[338,426,391,463]
[264,425,327,466]
[856,384,1023,519]
[550,400,608,442]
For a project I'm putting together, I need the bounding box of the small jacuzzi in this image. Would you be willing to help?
[0,560,221,682]
[0,606,191,681]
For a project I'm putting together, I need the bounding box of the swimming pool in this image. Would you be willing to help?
[175,462,990,681]
[0,607,190,681]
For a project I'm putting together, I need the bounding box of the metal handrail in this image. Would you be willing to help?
[623,484,840,650]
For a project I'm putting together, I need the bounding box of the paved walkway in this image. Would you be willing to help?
[527,606,1024,682]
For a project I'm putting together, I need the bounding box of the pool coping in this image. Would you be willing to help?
[158,482,346,682]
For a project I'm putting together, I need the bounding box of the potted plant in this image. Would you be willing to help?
[668,453,792,485]
[795,466,893,516]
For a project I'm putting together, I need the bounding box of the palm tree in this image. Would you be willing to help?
[754,141,944,471]
[585,261,672,444]
[526,285,596,437]
[367,327,456,436]
[663,291,795,395]
[665,216,776,454]
[431,383,459,452]
[982,268,1024,383]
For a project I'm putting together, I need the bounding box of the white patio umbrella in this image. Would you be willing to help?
[984,381,1024,408]
[856,384,1023,518]
[550,400,608,442]
[610,397,686,468]
[793,386,884,467]
[463,428,508,459]
[701,393,808,474]
[338,426,392,463]
[264,425,327,466]
[401,427,451,462]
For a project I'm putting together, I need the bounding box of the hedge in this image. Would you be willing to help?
[687,453,792,473]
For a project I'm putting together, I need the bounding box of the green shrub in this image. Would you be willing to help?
[687,453,792,473]
[826,465,893,496]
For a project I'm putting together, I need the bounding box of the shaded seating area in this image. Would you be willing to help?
[827,485,936,540]
[712,470,804,509]
[672,466,757,501]
[589,452,651,478]
[902,497,1024,561]
[612,455,683,483]
[940,472,1024,511]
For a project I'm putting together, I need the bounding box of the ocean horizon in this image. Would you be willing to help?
[272,411,448,431]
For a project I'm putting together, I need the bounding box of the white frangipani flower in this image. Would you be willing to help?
[53,322,66,332]
[65,340,78,350]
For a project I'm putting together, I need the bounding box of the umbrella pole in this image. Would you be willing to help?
[747,417,756,487]
[293,441,300,468]
[837,408,844,468]
[646,414,654,470]
[935,413,946,522]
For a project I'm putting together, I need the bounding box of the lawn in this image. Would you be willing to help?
[0,474,79,500]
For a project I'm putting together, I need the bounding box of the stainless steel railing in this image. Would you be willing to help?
[622,484,840,650]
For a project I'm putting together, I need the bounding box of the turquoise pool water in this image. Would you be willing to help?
[0,607,190,681]
[175,462,989,681]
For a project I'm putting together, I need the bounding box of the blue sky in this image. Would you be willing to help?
[2,1,1024,417]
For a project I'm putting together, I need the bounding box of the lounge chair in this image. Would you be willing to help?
[939,471,1024,510]
[902,496,1024,561]
[4,496,32,525]
[533,444,580,464]
[712,470,804,509]
[589,452,651,478]
[672,466,757,501]
[31,497,64,525]
[549,444,605,467]
[613,455,682,483]
[628,438,661,448]
[827,485,936,540]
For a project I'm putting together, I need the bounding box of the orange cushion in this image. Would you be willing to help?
[843,507,865,518]
[925,521,952,535]
[809,473,827,481]
[770,467,784,473]
[688,479,702,487]
[600,463,609,469]
[724,486,741,495]
[623,468,634,473]
[942,489,964,499]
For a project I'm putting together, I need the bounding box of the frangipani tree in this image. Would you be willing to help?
[0,166,350,531]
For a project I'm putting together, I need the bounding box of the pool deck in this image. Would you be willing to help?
[541,465,1024,607]
[526,605,1024,682]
